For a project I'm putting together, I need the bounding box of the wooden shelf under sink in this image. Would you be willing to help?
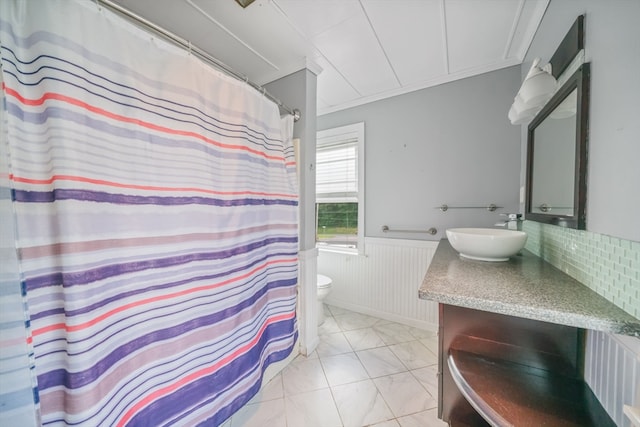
[437,304,616,427]
[447,345,615,427]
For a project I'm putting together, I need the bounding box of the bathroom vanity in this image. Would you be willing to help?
[419,240,640,427]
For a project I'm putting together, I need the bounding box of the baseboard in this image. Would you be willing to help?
[325,299,438,332]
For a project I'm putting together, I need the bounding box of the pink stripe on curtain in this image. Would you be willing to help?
[0,0,298,425]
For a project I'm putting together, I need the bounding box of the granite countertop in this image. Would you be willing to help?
[419,240,640,337]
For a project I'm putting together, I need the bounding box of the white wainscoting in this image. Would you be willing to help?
[318,237,440,331]
[585,331,640,427]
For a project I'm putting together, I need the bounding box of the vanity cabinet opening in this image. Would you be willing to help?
[439,304,616,427]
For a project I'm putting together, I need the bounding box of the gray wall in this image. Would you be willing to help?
[522,0,640,242]
[265,69,318,250]
[318,66,522,240]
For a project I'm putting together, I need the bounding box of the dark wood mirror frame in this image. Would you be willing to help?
[525,63,590,229]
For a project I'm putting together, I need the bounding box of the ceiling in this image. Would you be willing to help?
[110,0,550,115]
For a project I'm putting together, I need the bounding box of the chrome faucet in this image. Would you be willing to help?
[495,213,523,230]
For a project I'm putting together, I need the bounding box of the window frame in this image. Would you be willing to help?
[315,122,365,254]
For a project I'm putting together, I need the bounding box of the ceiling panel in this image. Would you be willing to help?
[273,0,362,39]
[445,0,522,72]
[314,56,362,107]
[362,0,446,85]
[505,0,549,60]
[108,0,549,115]
[312,12,400,96]
[191,0,311,84]
[113,0,278,83]
[112,0,214,43]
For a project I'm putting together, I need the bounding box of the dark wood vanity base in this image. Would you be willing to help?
[439,304,615,427]
[421,240,639,425]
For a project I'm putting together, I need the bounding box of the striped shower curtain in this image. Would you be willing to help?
[0,1,298,425]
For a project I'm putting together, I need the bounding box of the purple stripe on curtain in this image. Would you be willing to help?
[13,189,298,206]
[129,322,297,427]
[29,261,297,320]
[24,244,296,290]
[37,280,297,392]
[1,0,299,425]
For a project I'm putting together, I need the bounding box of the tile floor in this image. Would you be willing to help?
[222,305,448,427]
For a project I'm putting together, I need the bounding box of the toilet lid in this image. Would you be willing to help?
[317,274,332,288]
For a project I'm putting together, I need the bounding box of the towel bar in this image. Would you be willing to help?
[382,225,437,235]
[436,204,502,212]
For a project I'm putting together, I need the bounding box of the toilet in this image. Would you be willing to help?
[316,274,333,325]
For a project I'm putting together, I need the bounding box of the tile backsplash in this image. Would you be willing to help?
[523,221,640,427]
[523,221,640,319]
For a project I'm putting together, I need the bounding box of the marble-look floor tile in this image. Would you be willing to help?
[318,316,342,335]
[284,388,342,427]
[332,379,394,427]
[343,327,386,351]
[356,347,407,378]
[371,421,401,427]
[323,303,332,317]
[223,307,447,426]
[374,371,437,417]
[419,337,439,356]
[408,327,438,340]
[320,352,369,386]
[410,365,438,398]
[372,316,394,326]
[282,357,328,396]
[373,322,416,345]
[334,312,381,331]
[296,350,319,360]
[389,340,437,370]
[327,305,350,316]
[230,397,287,427]
[316,332,353,357]
[248,373,283,404]
[397,408,448,427]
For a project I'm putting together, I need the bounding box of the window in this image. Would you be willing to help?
[316,122,364,252]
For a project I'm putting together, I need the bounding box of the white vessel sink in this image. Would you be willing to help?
[446,228,528,262]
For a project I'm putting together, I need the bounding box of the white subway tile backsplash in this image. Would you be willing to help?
[523,221,639,319]
[524,221,640,426]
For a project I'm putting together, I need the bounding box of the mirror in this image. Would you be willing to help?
[525,63,590,229]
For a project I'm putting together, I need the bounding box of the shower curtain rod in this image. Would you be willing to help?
[96,0,301,122]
